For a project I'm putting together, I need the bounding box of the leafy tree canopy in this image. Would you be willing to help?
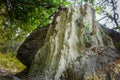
[0,0,71,52]
[0,0,67,38]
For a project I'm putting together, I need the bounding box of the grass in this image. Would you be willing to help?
[0,52,26,74]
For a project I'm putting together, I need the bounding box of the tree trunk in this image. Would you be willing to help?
[17,4,120,80]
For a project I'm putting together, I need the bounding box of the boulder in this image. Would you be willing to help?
[17,26,49,72]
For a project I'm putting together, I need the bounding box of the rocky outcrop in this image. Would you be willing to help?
[16,4,120,80]
[27,4,120,80]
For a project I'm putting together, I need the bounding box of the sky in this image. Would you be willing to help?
[96,0,120,29]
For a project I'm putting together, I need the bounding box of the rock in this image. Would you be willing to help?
[16,4,120,79]
[16,27,49,77]
[13,76,20,80]
[0,69,12,76]
[102,26,120,50]
[27,4,120,80]
[17,27,48,67]
[0,69,20,80]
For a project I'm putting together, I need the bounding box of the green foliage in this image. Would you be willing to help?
[117,41,120,49]
[89,0,94,5]
[0,0,71,32]
[0,52,25,73]
[0,0,68,28]
[85,23,90,31]
[0,0,71,53]
[95,6,102,14]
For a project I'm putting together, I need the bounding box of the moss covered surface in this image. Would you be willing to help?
[0,52,26,74]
